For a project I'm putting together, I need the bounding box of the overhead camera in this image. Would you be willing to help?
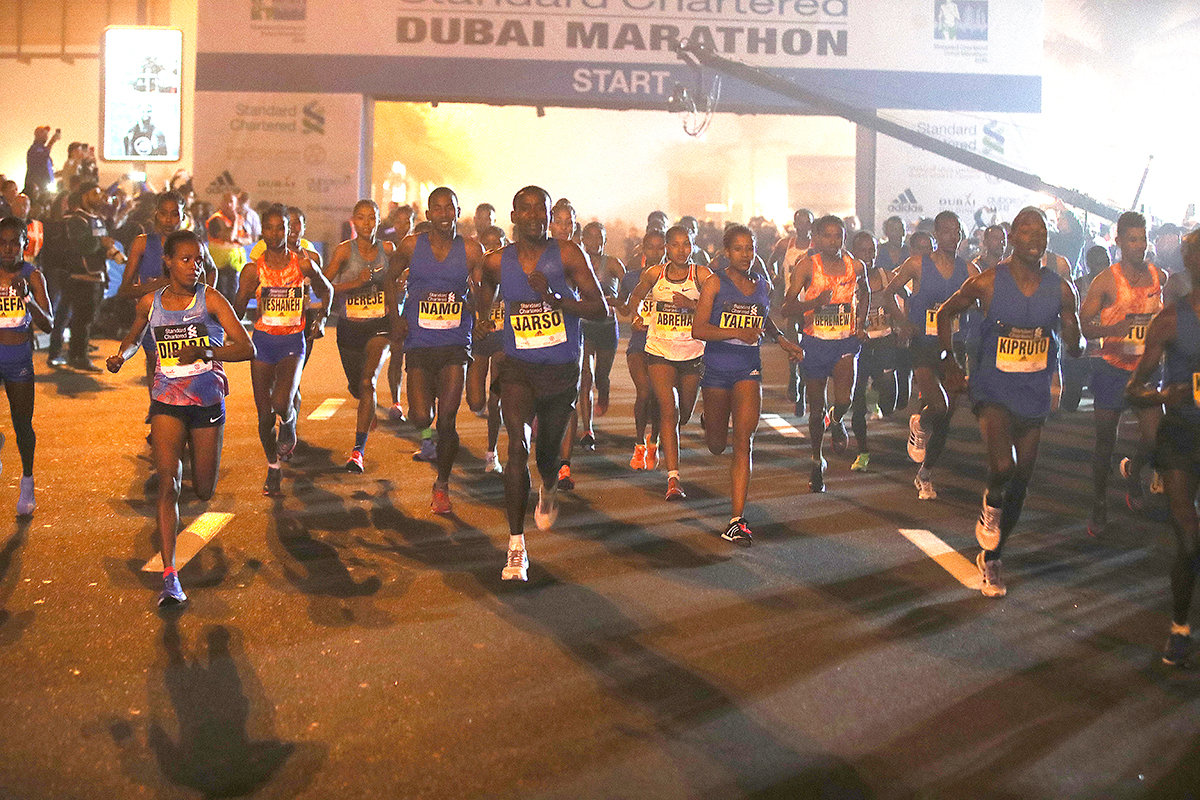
[667,83,692,115]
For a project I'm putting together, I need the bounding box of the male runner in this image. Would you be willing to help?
[579,221,623,448]
[1078,211,1165,532]
[848,230,899,472]
[785,215,869,491]
[389,187,485,513]
[938,207,1082,596]
[476,187,607,581]
[770,208,814,412]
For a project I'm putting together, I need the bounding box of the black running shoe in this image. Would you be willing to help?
[1164,632,1192,666]
[263,466,283,497]
[722,517,753,547]
[579,432,596,451]
[809,459,826,493]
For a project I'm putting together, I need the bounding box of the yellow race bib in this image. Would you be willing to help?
[259,286,303,328]
[0,288,27,330]
[719,302,764,347]
[865,306,892,339]
[925,305,959,337]
[511,301,566,350]
[344,288,386,320]
[652,301,694,341]
[418,292,464,330]
[995,324,1049,373]
[1119,312,1154,357]
[812,302,854,340]
[155,323,213,378]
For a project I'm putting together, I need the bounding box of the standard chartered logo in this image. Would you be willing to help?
[302,101,326,135]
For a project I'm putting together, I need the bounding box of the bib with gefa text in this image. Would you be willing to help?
[719,301,764,347]
[155,323,213,378]
[0,287,27,330]
[995,323,1049,373]
[653,300,694,341]
[259,286,304,328]
[813,302,854,340]
[511,301,567,350]
[344,288,386,320]
[418,291,464,330]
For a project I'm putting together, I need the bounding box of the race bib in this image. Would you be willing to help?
[865,306,892,339]
[259,286,303,328]
[719,301,764,347]
[511,301,566,350]
[1119,312,1153,356]
[155,323,213,378]
[812,302,854,340]
[995,324,1049,373]
[344,287,386,320]
[418,291,464,330]
[925,305,959,337]
[0,287,27,329]
[652,300,694,341]
[490,300,505,325]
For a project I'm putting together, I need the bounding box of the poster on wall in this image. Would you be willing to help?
[193,91,363,249]
[101,27,183,162]
[874,109,1042,234]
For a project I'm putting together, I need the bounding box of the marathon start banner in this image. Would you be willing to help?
[197,0,1042,114]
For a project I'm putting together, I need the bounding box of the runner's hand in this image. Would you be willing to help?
[176,344,206,365]
[942,357,967,395]
[737,327,762,345]
[527,270,550,297]
[106,354,124,373]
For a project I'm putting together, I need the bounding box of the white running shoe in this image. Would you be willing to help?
[16,475,34,516]
[502,547,529,581]
[976,550,1006,597]
[976,500,1001,550]
[907,414,928,463]
[484,451,503,474]
[914,471,937,501]
[534,486,559,530]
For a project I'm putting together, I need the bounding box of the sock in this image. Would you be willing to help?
[918,466,931,480]
[164,566,177,577]
[1171,622,1191,636]
[668,470,679,479]
[509,534,525,550]
[730,517,742,526]
[560,460,570,470]
[485,450,495,458]
[267,461,280,470]
[422,426,434,440]
[984,490,1002,508]
[354,431,369,454]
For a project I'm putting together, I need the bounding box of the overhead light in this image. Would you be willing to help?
[705,203,728,213]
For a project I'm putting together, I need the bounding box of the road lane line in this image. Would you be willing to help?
[760,413,806,438]
[898,528,982,590]
[307,398,346,421]
[142,512,235,572]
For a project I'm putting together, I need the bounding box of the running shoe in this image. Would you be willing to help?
[722,517,753,547]
[914,471,937,501]
[345,450,365,474]
[630,443,646,470]
[16,475,34,516]
[976,500,1001,550]
[262,466,283,497]
[388,403,406,422]
[276,420,297,462]
[502,546,529,581]
[1086,502,1107,537]
[809,458,826,493]
[1119,457,1145,510]
[158,572,187,608]
[1163,632,1193,666]
[47,354,67,368]
[644,440,659,471]
[484,451,503,474]
[869,402,883,420]
[579,432,596,451]
[534,486,559,530]
[907,414,928,463]
[431,481,452,515]
[557,464,575,491]
[412,437,437,462]
[665,476,686,501]
[976,550,1006,598]
[850,453,870,472]
[69,357,103,373]
[794,397,805,418]
[829,414,849,455]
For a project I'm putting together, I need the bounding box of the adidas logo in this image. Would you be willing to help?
[887,188,923,214]
[206,170,237,195]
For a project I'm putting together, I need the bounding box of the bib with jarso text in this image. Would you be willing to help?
[418,291,464,330]
[344,288,386,321]
[653,301,694,341]
[0,288,27,329]
[719,301,764,347]
[995,324,1049,373]
[155,323,213,379]
[1109,312,1154,357]
[813,302,854,340]
[925,305,959,337]
[259,286,304,328]
[511,301,567,350]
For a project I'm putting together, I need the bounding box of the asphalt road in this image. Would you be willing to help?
[1,333,1198,799]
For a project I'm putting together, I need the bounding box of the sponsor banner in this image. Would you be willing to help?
[199,0,1042,113]
[874,109,1042,231]
[193,91,362,248]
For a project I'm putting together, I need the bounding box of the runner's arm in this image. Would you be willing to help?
[1127,306,1181,408]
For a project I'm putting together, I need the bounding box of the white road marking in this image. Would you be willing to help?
[142,512,235,572]
[308,398,346,421]
[760,413,806,438]
[898,528,982,590]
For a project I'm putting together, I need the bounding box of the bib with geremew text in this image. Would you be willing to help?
[813,302,854,340]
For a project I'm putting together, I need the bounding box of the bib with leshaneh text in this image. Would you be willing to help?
[653,301,694,341]
[719,301,764,347]
[259,286,303,328]
[344,288,386,320]
[418,291,463,330]
[995,324,1049,373]
[0,287,27,329]
[813,302,854,340]
[155,322,213,378]
[511,301,566,350]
